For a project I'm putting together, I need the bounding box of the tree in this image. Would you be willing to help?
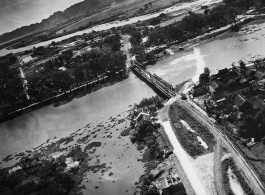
[262,137,265,145]
[225,7,240,27]
[130,30,142,44]
[239,60,246,69]
[199,67,210,84]
[204,67,210,75]
[130,46,146,62]
[148,30,166,46]
[149,2,152,7]
[204,8,210,15]
[72,67,85,86]
[256,0,265,7]
[51,41,56,47]
[208,5,226,26]
[52,71,73,93]
[129,37,139,47]
[141,185,160,195]
[245,115,258,137]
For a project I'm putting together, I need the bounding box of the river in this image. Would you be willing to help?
[148,22,265,84]
[1,11,265,195]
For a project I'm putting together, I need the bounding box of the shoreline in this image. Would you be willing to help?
[0,74,127,124]
[148,14,265,63]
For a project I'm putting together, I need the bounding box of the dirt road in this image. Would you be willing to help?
[177,97,265,195]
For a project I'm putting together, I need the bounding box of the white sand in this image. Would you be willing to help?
[162,121,208,195]
[228,167,245,195]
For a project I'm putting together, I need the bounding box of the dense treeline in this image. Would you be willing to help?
[0,34,126,118]
[146,0,259,46]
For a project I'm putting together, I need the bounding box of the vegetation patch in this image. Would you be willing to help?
[172,121,205,157]
[222,157,254,195]
[169,103,215,157]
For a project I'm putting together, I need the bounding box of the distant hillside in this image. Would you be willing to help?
[0,0,124,44]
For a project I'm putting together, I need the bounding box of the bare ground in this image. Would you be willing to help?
[213,138,227,195]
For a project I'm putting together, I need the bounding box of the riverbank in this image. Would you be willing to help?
[147,14,265,64]
[0,74,127,124]
[124,96,190,195]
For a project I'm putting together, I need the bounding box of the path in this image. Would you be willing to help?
[159,98,209,195]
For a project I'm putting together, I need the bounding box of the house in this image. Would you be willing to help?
[134,113,151,125]
[148,105,157,114]
[232,66,242,76]
[208,81,219,94]
[208,85,215,94]
[217,68,229,77]
[140,106,149,114]
[244,68,256,77]
[245,62,255,69]
[239,78,248,83]
[250,96,265,110]
[234,94,251,110]
[210,81,219,89]
[256,79,265,89]
[191,84,208,97]
[255,60,265,68]
[225,82,251,98]
[254,71,265,80]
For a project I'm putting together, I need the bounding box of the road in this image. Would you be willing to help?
[122,35,132,70]
[160,98,205,195]
[17,57,30,100]
[176,96,265,195]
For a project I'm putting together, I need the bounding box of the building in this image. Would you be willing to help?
[225,84,251,98]
[162,183,187,195]
[134,113,151,125]
[234,94,251,110]
[217,68,229,77]
[244,68,256,77]
[191,84,208,97]
[254,71,265,80]
[208,81,220,94]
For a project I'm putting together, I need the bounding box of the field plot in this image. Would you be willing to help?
[169,102,215,157]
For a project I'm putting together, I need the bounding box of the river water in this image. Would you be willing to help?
[148,22,265,85]
[1,12,265,195]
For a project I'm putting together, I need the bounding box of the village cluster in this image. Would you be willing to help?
[191,58,265,141]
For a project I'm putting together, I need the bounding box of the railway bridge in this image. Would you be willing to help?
[130,60,175,99]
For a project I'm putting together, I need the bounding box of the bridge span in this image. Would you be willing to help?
[130,60,175,99]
